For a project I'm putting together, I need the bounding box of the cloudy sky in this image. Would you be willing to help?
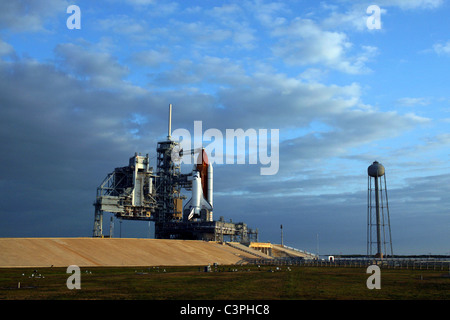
[0,0,449,255]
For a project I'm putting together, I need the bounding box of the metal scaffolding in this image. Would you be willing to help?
[92,104,258,243]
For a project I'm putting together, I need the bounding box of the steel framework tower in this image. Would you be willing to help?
[92,104,258,243]
[367,161,393,258]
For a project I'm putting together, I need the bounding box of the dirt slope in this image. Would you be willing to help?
[0,238,259,267]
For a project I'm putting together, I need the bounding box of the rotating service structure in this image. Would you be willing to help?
[367,161,393,258]
[93,104,258,243]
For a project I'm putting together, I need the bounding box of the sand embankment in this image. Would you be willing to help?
[0,238,258,268]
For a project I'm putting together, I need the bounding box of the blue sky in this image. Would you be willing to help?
[0,0,449,255]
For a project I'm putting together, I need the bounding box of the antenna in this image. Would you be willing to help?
[280,224,283,247]
[167,104,172,140]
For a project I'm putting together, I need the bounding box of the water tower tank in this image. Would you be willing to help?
[368,161,385,177]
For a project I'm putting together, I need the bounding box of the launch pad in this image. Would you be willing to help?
[92,104,258,243]
[155,218,257,243]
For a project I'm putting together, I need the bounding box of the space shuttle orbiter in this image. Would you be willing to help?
[183,148,213,221]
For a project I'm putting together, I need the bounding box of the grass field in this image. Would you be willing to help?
[0,265,448,300]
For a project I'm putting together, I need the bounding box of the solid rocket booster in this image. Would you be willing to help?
[184,149,213,221]
[207,163,213,207]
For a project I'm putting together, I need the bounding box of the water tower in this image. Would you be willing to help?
[367,161,393,258]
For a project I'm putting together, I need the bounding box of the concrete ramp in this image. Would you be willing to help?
[0,238,264,268]
[272,245,317,259]
[226,242,273,260]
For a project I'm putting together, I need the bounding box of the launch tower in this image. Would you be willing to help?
[93,104,258,243]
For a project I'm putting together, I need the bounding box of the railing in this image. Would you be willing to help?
[242,257,450,270]
[275,244,318,258]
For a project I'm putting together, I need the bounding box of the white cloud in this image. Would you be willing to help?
[280,110,429,162]
[232,27,257,49]
[271,18,376,74]
[192,4,259,50]
[133,48,171,67]
[54,43,131,89]
[174,21,233,44]
[321,4,373,31]
[433,41,450,56]
[97,15,148,35]
[149,55,250,89]
[206,3,243,20]
[378,0,443,9]
[126,0,155,5]
[0,0,69,32]
[249,0,288,28]
[0,38,14,57]
[396,97,431,106]
[298,68,328,82]
[321,0,441,32]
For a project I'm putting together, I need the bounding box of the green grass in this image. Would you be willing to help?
[0,265,448,300]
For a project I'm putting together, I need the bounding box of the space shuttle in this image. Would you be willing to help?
[183,148,213,222]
